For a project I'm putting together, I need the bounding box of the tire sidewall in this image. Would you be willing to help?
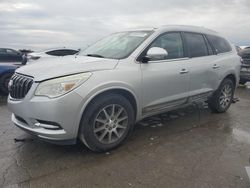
[214,79,235,112]
[79,93,135,152]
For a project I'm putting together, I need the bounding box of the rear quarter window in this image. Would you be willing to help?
[206,35,232,54]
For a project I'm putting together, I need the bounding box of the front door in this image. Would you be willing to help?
[140,32,190,115]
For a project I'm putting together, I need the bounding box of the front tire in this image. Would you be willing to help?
[79,93,135,152]
[208,78,235,113]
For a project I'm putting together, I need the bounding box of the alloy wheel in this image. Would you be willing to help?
[93,104,128,144]
[219,83,233,109]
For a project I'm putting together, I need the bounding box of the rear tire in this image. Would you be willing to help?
[0,73,12,94]
[208,78,235,113]
[79,93,135,152]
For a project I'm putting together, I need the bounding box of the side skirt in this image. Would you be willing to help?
[141,91,213,119]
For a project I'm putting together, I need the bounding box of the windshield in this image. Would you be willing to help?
[79,31,153,59]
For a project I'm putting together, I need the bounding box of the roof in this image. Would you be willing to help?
[155,25,218,35]
[125,25,219,36]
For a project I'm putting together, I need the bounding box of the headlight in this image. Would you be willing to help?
[35,72,92,98]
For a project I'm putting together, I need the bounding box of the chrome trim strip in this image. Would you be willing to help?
[142,98,188,115]
[147,57,190,63]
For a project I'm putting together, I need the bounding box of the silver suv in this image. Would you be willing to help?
[8,25,241,152]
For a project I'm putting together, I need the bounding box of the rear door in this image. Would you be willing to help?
[140,32,190,115]
[183,32,219,98]
[206,34,234,86]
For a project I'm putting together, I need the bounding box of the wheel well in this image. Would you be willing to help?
[84,89,137,119]
[224,74,236,86]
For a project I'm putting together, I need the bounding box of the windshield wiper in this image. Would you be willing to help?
[86,54,104,58]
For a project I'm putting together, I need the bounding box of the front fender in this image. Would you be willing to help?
[79,82,140,111]
[74,82,141,134]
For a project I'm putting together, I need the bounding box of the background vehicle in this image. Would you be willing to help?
[239,47,250,85]
[27,48,79,62]
[0,48,24,62]
[8,26,241,152]
[0,63,23,94]
[0,48,26,94]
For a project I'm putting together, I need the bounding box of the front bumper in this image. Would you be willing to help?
[8,85,84,144]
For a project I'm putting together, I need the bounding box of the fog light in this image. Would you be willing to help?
[35,120,62,130]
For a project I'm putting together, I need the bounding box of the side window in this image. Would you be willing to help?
[46,50,61,56]
[206,35,232,54]
[184,33,208,58]
[60,50,77,56]
[149,32,184,60]
[204,37,213,55]
[0,49,6,54]
[67,50,78,55]
[46,50,76,56]
[6,49,17,54]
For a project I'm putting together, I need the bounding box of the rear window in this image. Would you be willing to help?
[46,50,73,56]
[66,50,78,55]
[184,33,208,58]
[206,35,232,54]
[46,50,61,56]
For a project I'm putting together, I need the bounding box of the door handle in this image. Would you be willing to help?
[213,64,220,69]
[180,69,189,74]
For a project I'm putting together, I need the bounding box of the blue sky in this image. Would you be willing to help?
[0,0,249,50]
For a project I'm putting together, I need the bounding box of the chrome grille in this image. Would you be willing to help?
[9,74,33,99]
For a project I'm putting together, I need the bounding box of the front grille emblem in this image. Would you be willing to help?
[8,79,13,92]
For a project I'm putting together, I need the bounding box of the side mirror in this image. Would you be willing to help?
[143,47,168,62]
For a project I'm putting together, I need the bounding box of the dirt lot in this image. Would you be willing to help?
[1,85,250,188]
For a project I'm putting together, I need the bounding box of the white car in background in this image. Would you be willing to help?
[27,48,79,62]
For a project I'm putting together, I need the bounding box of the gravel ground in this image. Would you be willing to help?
[0,85,250,188]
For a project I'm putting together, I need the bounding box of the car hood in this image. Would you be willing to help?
[16,55,118,81]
